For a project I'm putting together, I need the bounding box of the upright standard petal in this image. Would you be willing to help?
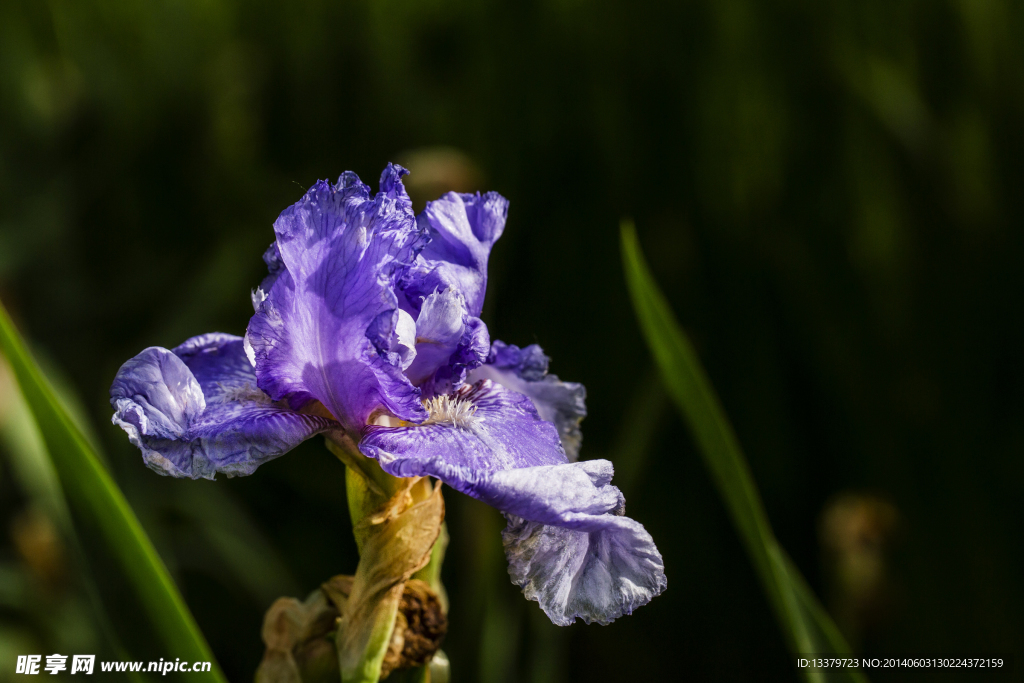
[111,334,338,479]
[404,288,471,386]
[401,191,508,318]
[358,380,664,625]
[469,341,586,460]
[403,288,490,397]
[246,165,430,431]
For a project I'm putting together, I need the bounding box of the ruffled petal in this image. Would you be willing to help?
[402,288,490,396]
[251,242,285,311]
[172,332,259,390]
[469,341,586,460]
[246,165,430,431]
[400,191,508,318]
[421,315,490,397]
[110,334,338,480]
[503,514,667,626]
[358,379,663,625]
[404,288,469,386]
[359,380,567,477]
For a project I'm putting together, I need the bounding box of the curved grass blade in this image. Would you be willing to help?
[620,222,867,683]
[0,299,226,681]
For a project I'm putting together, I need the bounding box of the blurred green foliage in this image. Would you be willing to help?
[623,222,866,683]
[1,0,1022,681]
[0,300,225,681]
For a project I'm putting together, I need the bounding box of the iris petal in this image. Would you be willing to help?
[405,288,469,386]
[469,341,586,460]
[359,380,566,477]
[358,380,664,625]
[110,334,337,479]
[503,514,667,626]
[401,191,508,318]
[404,288,490,397]
[246,165,429,431]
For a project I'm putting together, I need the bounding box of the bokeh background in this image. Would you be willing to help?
[1,0,1023,680]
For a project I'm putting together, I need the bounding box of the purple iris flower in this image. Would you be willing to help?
[110,164,666,625]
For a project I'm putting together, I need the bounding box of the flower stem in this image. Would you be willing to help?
[325,436,448,683]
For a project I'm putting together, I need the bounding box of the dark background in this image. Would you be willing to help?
[1,0,1022,681]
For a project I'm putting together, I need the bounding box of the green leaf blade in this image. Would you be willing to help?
[620,222,867,683]
[0,300,226,681]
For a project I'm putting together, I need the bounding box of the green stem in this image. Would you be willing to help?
[325,437,449,683]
